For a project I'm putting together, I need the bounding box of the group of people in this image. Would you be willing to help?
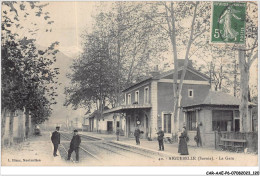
[134,126,165,151]
[51,126,81,162]
[51,124,202,161]
[133,124,202,155]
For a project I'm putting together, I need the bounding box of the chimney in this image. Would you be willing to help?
[150,65,160,77]
[177,59,193,68]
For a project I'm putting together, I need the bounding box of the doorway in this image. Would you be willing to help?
[107,121,113,133]
[235,119,240,132]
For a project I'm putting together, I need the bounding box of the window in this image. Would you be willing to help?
[144,87,149,104]
[135,91,139,104]
[234,110,240,118]
[117,121,120,128]
[187,111,196,131]
[127,94,131,105]
[188,89,193,98]
[163,114,171,133]
[212,110,233,131]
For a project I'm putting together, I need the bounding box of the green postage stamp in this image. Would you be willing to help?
[211,2,246,44]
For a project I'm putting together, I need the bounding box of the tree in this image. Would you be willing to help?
[195,45,238,94]
[238,2,258,132]
[145,2,211,134]
[93,2,167,106]
[1,1,59,145]
[65,2,167,115]
[65,32,116,131]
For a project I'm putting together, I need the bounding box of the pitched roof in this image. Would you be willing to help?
[203,91,241,105]
[122,76,153,92]
[183,90,255,108]
[122,66,209,92]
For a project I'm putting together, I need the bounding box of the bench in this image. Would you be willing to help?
[220,138,247,152]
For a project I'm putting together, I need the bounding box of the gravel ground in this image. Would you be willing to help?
[2,131,258,166]
[2,131,69,166]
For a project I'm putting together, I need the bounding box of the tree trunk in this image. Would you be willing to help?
[8,111,15,146]
[18,110,25,142]
[1,108,7,146]
[234,58,237,97]
[30,116,35,135]
[164,3,179,135]
[239,49,249,132]
[174,2,198,133]
[25,108,30,139]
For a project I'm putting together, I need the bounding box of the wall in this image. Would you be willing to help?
[150,81,158,139]
[125,83,151,105]
[97,114,114,134]
[186,109,215,148]
[201,109,215,147]
[157,82,174,115]
[157,82,210,135]
[180,84,210,107]
[3,110,26,144]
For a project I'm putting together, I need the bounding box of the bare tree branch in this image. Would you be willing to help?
[248,51,258,67]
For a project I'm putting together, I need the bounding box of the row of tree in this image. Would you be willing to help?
[66,2,257,133]
[1,2,60,146]
[65,2,168,118]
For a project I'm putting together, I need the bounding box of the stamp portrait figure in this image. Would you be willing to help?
[219,6,241,41]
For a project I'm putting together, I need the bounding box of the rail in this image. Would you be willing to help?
[60,133,102,162]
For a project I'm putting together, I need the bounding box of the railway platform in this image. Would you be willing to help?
[77,131,258,166]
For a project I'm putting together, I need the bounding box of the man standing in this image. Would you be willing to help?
[157,127,164,151]
[134,126,141,145]
[116,127,120,141]
[67,129,81,162]
[51,126,60,157]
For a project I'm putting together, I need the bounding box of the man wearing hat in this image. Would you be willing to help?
[67,129,81,162]
[157,127,164,151]
[51,126,60,157]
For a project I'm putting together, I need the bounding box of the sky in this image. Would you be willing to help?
[35,2,97,57]
[35,2,99,125]
[3,1,258,125]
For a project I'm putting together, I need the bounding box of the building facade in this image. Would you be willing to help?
[102,61,255,147]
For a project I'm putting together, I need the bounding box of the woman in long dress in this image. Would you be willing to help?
[178,127,189,155]
[219,6,241,41]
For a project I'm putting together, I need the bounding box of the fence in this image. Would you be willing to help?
[215,131,258,153]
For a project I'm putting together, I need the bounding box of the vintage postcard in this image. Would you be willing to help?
[1,0,259,172]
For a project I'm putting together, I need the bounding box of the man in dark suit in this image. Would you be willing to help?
[67,129,81,162]
[51,126,60,157]
[134,126,141,145]
[157,127,164,151]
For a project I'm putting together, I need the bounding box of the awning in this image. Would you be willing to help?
[103,104,152,114]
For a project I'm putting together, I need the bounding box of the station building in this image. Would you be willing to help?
[101,60,255,147]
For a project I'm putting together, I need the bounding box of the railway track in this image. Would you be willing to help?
[103,142,154,159]
[59,143,75,163]
[59,133,102,163]
[59,132,162,164]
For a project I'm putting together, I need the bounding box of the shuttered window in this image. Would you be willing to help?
[163,114,171,133]
[187,111,196,131]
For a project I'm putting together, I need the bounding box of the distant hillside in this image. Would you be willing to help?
[35,47,86,125]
